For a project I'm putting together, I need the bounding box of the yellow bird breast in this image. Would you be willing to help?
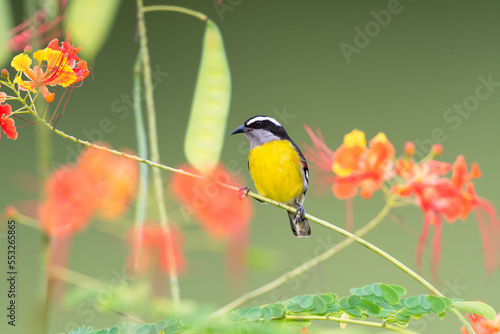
[248,140,305,204]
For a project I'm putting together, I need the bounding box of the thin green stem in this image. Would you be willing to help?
[132,52,149,272]
[136,0,180,308]
[211,200,395,317]
[142,5,208,21]
[284,315,418,334]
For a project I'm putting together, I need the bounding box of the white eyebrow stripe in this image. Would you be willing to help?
[246,116,282,127]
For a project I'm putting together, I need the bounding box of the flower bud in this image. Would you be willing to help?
[24,45,32,55]
[1,69,8,79]
[5,205,17,218]
[431,143,443,156]
[404,141,415,156]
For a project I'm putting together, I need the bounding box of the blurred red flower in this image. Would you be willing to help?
[170,164,253,239]
[38,145,138,236]
[170,164,253,280]
[0,98,17,140]
[127,224,186,275]
[78,146,138,220]
[39,166,97,236]
[462,312,500,334]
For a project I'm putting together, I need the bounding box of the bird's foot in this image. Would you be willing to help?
[238,187,251,200]
[294,206,305,222]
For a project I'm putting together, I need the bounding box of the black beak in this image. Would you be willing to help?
[230,124,247,135]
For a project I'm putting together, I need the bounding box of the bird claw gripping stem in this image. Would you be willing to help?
[238,187,251,200]
[294,206,306,223]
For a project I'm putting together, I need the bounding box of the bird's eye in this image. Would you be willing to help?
[254,121,262,128]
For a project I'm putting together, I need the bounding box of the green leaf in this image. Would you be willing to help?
[238,307,262,321]
[404,296,420,309]
[313,295,327,314]
[0,0,13,68]
[347,295,361,307]
[427,296,446,314]
[453,301,497,320]
[344,307,362,317]
[318,293,337,306]
[362,284,374,296]
[419,294,431,310]
[184,19,231,175]
[372,283,383,297]
[359,299,381,315]
[350,288,363,296]
[338,297,349,310]
[299,295,314,309]
[388,284,407,297]
[65,0,122,61]
[262,306,272,322]
[380,283,400,305]
[267,303,286,318]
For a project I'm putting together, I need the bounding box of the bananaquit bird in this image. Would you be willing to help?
[230,115,311,237]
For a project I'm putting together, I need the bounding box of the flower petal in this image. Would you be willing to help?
[11,53,32,72]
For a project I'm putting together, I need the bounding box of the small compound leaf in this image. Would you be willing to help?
[404,296,420,309]
[339,297,349,310]
[299,295,314,310]
[359,299,381,315]
[262,306,272,322]
[347,295,361,307]
[388,284,407,297]
[350,288,363,296]
[372,283,383,297]
[268,303,286,318]
[419,295,432,310]
[318,293,337,306]
[362,284,374,296]
[380,283,400,305]
[246,307,263,322]
[427,296,446,314]
[313,295,327,314]
[452,301,497,320]
[344,307,362,317]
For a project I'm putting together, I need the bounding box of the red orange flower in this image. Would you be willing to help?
[462,312,500,334]
[39,166,97,236]
[0,96,17,140]
[304,127,395,199]
[392,154,500,277]
[78,146,138,220]
[11,48,76,102]
[170,164,253,239]
[127,224,186,275]
[48,38,89,83]
[38,145,138,236]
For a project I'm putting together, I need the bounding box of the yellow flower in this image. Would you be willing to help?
[11,48,77,103]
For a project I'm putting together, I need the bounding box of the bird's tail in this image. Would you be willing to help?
[287,212,311,237]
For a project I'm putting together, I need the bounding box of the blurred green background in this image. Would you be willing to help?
[1,0,499,333]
